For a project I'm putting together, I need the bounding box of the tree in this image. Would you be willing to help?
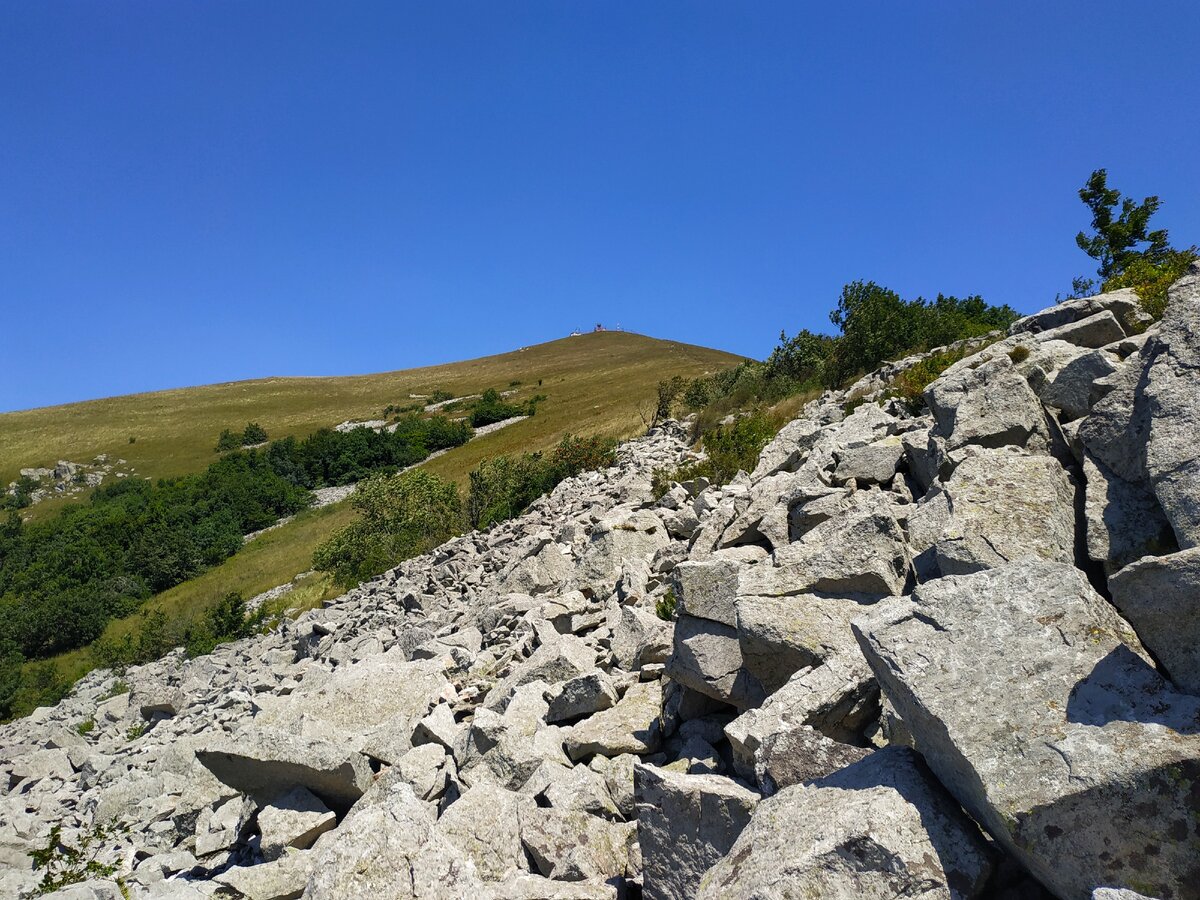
[1076,168,1171,280]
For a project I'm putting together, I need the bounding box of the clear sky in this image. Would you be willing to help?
[2,2,1197,413]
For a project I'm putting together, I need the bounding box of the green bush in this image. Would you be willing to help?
[466,434,617,531]
[242,422,268,444]
[883,346,975,414]
[314,470,463,587]
[669,413,778,488]
[1102,248,1198,320]
[30,821,125,895]
[655,589,677,622]
[184,591,258,658]
[469,389,526,427]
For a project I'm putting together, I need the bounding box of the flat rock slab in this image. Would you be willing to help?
[302,783,484,899]
[697,747,993,900]
[738,492,908,600]
[564,679,663,761]
[196,726,372,814]
[855,560,1200,900]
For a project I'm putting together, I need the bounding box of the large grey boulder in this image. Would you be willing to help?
[254,649,449,753]
[1081,450,1175,572]
[854,560,1200,900]
[1109,547,1200,694]
[574,508,670,596]
[436,783,534,881]
[460,681,571,790]
[831,434,904,485]
[1036,309,1127,349]
[932,446,1077,576]
[611,605,672,672]
[519,806,635,883]
[634,763,759,900]
[1009,288,1149,338]
[256,786,336,861]
[674,558,742,626]
[1041,348,1119,421]
[665,614,766,709]
[1080,266,1200,549]
[302,782,484,899]
[733,593,865,693]
[926,354,1051,453]
[724,654,877,786]
[738,491,908,600]
[196,726,373,813]
[751,417,824,479]
[564,679,663,761]
[697,747,994,900]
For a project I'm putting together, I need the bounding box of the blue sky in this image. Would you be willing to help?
[2,2,1197,412]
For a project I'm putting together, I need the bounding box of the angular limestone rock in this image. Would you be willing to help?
[738,492,908,600]
[933,446,1077,576]
[196,726,372,813]
[257,786,336,861]
[634,763,759,900]
[564,679,663,761]
[733,593,865,693]
[926,354,1051,453]
[1080,266,1200,549]
[436,783,534,881]
[1082,450,1175,572]
[1109,547,1200,694]
[665,614,766,709]
[697,747,993,900]
[520,806,634,883]
[303,783,484,899]
[854,561,1200,900]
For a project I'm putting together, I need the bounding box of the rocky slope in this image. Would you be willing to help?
[3,267,1199,900]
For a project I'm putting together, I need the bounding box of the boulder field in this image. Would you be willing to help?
[3,266,1200,900]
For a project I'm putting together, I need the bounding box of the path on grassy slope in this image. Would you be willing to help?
[243,415,529,543]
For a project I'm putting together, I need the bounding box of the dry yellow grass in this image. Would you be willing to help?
[10,332,742,708]
[0,331,742,490]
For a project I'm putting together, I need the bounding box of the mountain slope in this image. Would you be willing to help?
[0,331,743,491]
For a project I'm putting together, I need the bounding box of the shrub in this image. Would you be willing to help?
[1102,248,1198,320]
[883,347,975,414]
[655,589,677,622]
[30,821,125,895]
[75,718,95,736]
[214,429,241,452]
[314,470,463,586]
[669,413,778,488]
[1008,345,1031,364]
[184,591,257,658]
[470,389,527,427]
[428,389,454,404]
[466,434,617,531]
[242,422,268,444]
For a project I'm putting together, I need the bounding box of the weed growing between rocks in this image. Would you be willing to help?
[29,821,127,896]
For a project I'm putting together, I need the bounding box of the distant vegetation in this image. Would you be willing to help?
[314,433,617,587]
[651,282,1019,442]
[215,421,269,451]
[0,415,471,718]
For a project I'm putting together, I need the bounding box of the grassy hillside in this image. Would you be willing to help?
[3,332,742,715]
[1,331,742,497]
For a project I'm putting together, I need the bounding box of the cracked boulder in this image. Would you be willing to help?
[932,446,1077,576]
[634,763,759,900]
[854,560,1200,900]
[697,747,993,900]
[1109,547,1200,694]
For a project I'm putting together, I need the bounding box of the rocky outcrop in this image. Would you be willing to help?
[3,277,1200,900]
